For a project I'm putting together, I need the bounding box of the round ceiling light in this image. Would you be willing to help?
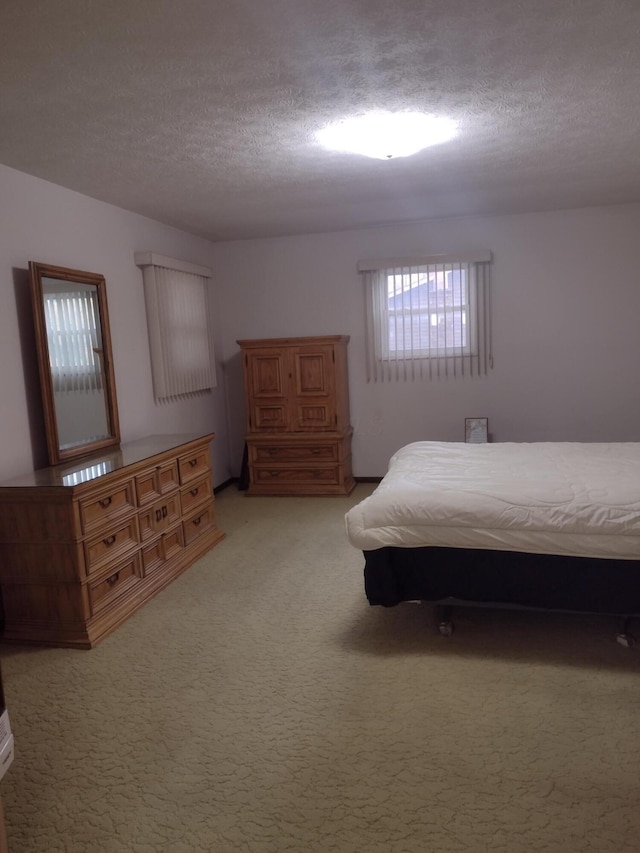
[315,111,458,160]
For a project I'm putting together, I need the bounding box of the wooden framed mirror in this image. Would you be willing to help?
[29,262,121,466]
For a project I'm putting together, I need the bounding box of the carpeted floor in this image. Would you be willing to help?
[1,484,639,853]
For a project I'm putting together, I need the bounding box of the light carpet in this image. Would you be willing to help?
[1,484,639,853]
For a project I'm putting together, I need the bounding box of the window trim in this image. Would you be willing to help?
[360,252,492,382]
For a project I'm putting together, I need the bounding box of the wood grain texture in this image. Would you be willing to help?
[238,336,355,496]
[0,435,224,648]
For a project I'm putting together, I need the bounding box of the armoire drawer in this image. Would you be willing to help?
[252,466,339,485]
[251,444,337,463]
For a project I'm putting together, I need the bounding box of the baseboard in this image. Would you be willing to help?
[214,477,237,494]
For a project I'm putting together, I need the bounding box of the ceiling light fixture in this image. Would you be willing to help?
[315,111,458,160]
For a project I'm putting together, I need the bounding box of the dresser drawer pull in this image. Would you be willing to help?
[155,509,162,522]
[269,470,280,477]
[269,448,278,456]
[162,505,168,518]
[311,448,322,455]
[190,487,199,496]
[103,534,116,546]
[188,458,198,468]
[106,572,120,586]
[193,516,202,526]
[98,496,112,508]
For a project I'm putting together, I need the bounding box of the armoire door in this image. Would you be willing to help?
[244,348,289,431]
[290,344,336,430]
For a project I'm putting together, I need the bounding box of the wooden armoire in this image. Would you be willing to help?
[237,335,356,496]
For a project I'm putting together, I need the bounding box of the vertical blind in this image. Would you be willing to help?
[135,253,216,401]
[44,290,103,392]
[359,252,492,382]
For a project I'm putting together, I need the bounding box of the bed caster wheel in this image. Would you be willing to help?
[616,617,635,647]
[438,621,453,637]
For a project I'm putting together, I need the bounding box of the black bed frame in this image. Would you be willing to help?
[363,546,640,641]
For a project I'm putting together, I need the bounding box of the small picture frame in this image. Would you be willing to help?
[465,417,488,444]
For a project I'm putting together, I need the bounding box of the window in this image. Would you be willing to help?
[135,253,216,401]
[358,252,492,381]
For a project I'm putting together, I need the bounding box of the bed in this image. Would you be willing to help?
[344,441,640,641]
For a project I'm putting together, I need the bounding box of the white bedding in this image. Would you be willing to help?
[345,441,640,560]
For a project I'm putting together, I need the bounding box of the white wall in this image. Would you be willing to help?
[213,204,640,477]
[0,164,231,484]
[4,160,640,484]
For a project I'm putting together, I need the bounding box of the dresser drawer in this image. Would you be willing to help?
[178,448,210,485]
[135,461,180,506]
[180,475,212,515]
[79,481,136,533]
[88,554,144,616]
[183,503,214,545]
[162,524,185,561]
[252,466,339,485]
[251,444,337,463]
[141,538,163,575]
[84,516,140,576]
[141,524,185,576]
[138,494,182,541]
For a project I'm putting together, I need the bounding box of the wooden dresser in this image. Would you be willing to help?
[237,335,356,496]
[0,434,224,649]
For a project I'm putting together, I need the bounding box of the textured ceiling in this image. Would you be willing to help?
[2,0,640,241]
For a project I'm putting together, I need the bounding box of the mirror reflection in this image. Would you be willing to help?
[29,262,121,467]
[42,277,111,451]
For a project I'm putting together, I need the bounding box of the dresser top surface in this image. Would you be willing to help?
[0,434,214,490]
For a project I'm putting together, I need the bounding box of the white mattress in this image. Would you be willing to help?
[345,441,640,560]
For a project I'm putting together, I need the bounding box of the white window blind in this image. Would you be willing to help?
[135,253,216,401]
[43,290,103,392]
[358,252,492,381]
